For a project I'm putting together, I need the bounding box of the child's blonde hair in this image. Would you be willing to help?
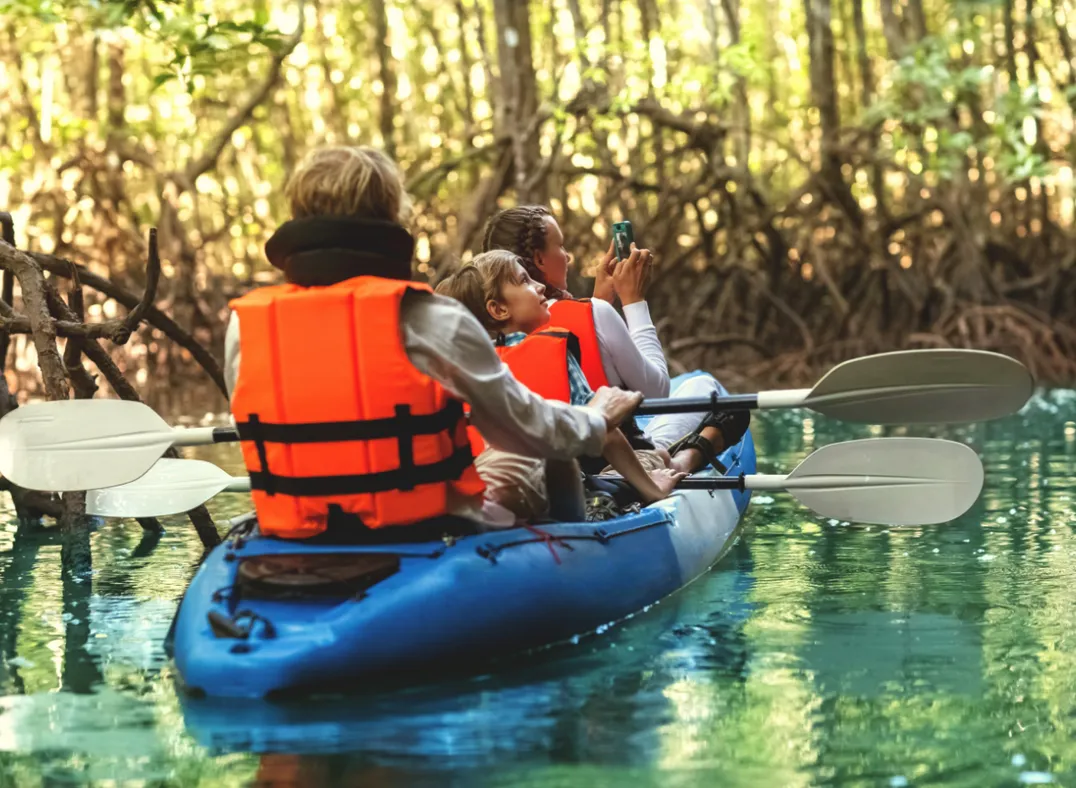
[435,250,523,332]
[284,146,412,224]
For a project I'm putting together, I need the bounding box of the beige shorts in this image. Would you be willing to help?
[475,446,670,523]
[474,447,550,522]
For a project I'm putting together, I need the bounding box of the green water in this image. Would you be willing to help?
[1,392,1075,787]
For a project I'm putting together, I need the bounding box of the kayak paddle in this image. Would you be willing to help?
[0,399,237,492]
[86,437,982,526]
[85,458,250,518]
[0,349,1028,493]
[636,348,1033,423]
[688,435,982,525]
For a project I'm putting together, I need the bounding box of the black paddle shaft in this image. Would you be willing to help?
[633,393,758,416]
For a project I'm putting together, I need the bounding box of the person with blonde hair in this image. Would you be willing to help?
[224,145,641,539]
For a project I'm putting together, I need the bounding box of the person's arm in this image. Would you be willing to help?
[224,310,241,399]
[591,297,671,398]
[402,291,609,460]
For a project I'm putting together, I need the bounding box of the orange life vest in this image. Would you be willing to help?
[548,299,610,390]
[229,276,485,539]
[465,328,584,456]
[494,328,581,402]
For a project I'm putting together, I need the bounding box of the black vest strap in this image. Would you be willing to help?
[248,444,475,497]
[234,400,463,444]
[238,400,471,499]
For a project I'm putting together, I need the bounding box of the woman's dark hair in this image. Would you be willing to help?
[480,205,570,300]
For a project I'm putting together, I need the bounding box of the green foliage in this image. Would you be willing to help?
[1,0,288,94]
[150,16,291,92]
[865,34,1049,184]
[0,0,1071,294]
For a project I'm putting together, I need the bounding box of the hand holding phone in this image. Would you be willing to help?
[592,240,617,303]
[609,220,653,306]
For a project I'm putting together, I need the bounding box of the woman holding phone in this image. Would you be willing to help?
[482,205,667,397]
[479,205,749,475]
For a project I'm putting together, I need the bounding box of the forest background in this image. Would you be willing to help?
[2,0,1074,415]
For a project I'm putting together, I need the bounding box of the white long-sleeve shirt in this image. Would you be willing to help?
[223,290,607,461]
[592,299,670,398]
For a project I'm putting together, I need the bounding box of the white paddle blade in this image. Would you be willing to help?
[779,437,983,525]
[0,400,178,491]
[86,459,248,518]
[805,349,1034,424]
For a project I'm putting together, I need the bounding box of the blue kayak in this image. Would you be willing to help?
[172,375,756,698]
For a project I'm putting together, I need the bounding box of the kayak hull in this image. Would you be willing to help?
[172,377,756,698]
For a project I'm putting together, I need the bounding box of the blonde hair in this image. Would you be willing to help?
[435,251,523,332]
[284,146,412,223]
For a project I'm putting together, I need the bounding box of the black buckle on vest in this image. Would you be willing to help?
[245,414,275,495]
[395,404,415,491]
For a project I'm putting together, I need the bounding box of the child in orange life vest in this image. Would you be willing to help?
[436,251,687,505]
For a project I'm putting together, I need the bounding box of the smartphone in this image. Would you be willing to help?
[612,221,634,261]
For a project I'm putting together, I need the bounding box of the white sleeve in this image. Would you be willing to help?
[401,292,607,459]
[591,298,670,398]
[224,310,241,399]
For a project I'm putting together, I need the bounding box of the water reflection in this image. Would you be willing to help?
[0,394,1075,784]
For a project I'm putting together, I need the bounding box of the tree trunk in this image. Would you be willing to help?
[1004,0,1019,85]
[492,0,541,202]
[879,0,906,58]
[372,0,397,160]
[455,0,477,141]
[852,0,886,219]
[721,0,751,165]
[566,0,591,66]
[906,0,928,40]
[638,0,656,96]
[804,0,862,227]
[1025,0,1044,148]
[85,34,99,120]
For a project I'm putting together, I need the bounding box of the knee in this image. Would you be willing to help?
[672,373,722,399]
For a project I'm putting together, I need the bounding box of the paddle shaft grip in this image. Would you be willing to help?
[673,475,746,491]
[634,393,757,416]
[170,426,239,446]
[213,426,239,443]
